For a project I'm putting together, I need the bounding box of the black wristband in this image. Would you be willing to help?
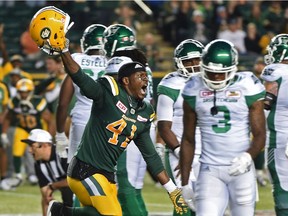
[172,145,180,152]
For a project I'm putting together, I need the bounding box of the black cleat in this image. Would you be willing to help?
[47,200,64,216]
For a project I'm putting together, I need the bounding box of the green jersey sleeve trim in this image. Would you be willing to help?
[182,95,196,110]
[157,85,180,102]
[245,90,266,107]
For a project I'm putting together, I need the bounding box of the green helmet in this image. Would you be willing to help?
[174,39,204,77]
[80,24,107,54]
[264,34,288,64]
[201,39,238,91]
[103,24,136,57]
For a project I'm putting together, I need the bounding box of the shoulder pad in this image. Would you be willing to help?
[98,75,119,96]
[182,75,202,97]
[233,72,265,96]
[159,72,186,89]
[261,63,288,82]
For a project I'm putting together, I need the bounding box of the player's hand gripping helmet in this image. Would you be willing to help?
[174,39,204,77]
[80,24,107,54]
[264,34,288,65]
[201,39,238,91]
[103,24,136,57]
[29,6,74,55]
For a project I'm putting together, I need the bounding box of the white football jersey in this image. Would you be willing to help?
[183,72,265,165]
[261,63,288,148]
[70,53,107,124]
[157,71,201,155]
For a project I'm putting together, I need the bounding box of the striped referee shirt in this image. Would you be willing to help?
[35,145,68,188]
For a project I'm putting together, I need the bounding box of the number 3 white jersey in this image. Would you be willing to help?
[71,53,107,125]
[261,63,288,148]
[182,72,265,165]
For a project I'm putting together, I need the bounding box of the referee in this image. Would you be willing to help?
[21,129,73,216]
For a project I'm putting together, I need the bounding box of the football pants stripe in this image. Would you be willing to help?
[82,176,106,196]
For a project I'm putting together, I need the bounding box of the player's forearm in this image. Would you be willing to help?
[156,170,171,185]
[158,121,179,150]
[1,117,10,133]
[56,103,69,133]
[61,51,80,75]
[180,138,195,186]
[248,100,266,158]
[49,179,68,190]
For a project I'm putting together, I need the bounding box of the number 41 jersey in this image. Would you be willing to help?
[74,74,157,174]
[182,72,265,165]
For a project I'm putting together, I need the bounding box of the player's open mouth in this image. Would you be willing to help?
[141,85,147,95]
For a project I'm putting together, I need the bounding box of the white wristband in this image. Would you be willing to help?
[173,146,180,158]
[163,178,177,193]
[56,132,66,137]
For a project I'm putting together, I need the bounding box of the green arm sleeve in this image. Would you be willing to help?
[134,128,165,177]
[157,85,180,102]
[245,90,266,107]
[70,69,104,101]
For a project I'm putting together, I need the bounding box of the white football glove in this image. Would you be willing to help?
[182,184,196,211]
[285,143,288,158]
[173,146,180,159]
[155,143,165,166]
[1,133,10,149]
[228,152,252,176]
[55,132,69,158]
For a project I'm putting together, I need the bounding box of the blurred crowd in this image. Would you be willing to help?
[0,1,286,75]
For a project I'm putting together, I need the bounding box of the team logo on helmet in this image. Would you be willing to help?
[40,28,51,39]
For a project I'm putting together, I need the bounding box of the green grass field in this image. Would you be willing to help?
[0,173,274,215]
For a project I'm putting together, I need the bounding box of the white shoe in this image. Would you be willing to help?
[0,179,12,191]
[28,175,38,185]
[7,176,22,188]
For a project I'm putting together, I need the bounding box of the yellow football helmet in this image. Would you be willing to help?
[29,6,73,54]
[16,78,34,92]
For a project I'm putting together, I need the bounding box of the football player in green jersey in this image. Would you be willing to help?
[29,6,188,216]
[104,23,152,216]
[1,78,55,189]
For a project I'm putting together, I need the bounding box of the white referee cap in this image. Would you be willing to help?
[21,129,53,145]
